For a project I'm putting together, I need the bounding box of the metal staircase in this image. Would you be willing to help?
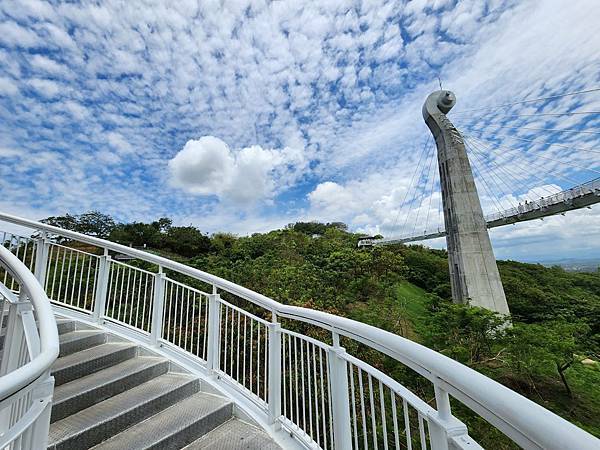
[48,316,279,450]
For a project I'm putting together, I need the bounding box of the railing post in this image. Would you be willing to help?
[206,287,221,373]
[267,312,282,428]
[328,331,352,450]
[33,232,49,288]
[427,384,472,450]
[28,372,54,450]
[150,266,166,346]
[92,250,110,323]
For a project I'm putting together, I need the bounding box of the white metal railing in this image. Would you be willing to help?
[485,177,600,223]
[0,211,599,450]
[0,243,59,450]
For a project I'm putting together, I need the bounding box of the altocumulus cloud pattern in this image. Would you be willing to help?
[0,0,599,260]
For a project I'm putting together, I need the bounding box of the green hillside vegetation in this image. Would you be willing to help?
[41,212,600,447]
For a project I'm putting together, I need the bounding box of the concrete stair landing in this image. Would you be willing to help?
[47,316,281,450]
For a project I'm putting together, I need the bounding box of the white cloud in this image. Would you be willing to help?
[0,77,18,96]
[28,78,61,98]
[107,132,133,154]
[0,0,598,261]
[168,136,307,205]
[0,21,40,47]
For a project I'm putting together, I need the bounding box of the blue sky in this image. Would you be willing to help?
[0,0,599,261]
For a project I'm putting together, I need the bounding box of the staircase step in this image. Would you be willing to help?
[52,356,170,422]
[0,318,74,350]
[59,330,106,357]
[90,392,233,450]
[52,342,137,385]
[183,418,282,450]
[48,373,200,450]
[56,319,76,335]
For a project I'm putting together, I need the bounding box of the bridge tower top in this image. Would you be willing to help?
[423,90,510,315]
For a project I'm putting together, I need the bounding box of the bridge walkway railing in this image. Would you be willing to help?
[0,241,59,450]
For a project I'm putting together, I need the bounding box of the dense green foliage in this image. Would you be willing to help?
[45,213,600,445]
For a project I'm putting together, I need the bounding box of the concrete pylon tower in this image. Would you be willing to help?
[422,90,510,315]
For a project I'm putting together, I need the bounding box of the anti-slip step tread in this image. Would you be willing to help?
[58,330,106,356]
[183,418,282,450]
[51,342,137,385]
[48,372,200,450]
[90,392,233,450]
[52,356,169,422]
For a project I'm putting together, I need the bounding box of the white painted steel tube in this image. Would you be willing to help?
[0,245,59,401]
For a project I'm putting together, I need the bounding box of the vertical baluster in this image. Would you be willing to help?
[350,364,359,450]
[92,251,110,323]
[229,307,234,377]
[256,320,261,397]
[403,400,413,450]
[236,310,241,381]
[127,268,138,326]
[313,343,321,448]
[267,312,281,426]
[319,346,328,450]
[391,391,400,450]
[418,414,427,450]
[184,289,191,352]
[203,294,209,359]
[328,332,352,450]
[33,232,49,289]
[242,315,248,387]
[141,272,149,331]
[249,319,254,390]
[206,289,221,373]
[300,338,306,431]
[150,267,165,346]
[82,255,92,310]
[69,251,79,306]
[307,341,314,440]
[368,374,378,450]
[64,250,73,306]
[380,380,389,450]
[264,323,268,399]
[56,247,67,303]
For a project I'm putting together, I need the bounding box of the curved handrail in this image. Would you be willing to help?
[0,244,59,402]
[0,211,598,449]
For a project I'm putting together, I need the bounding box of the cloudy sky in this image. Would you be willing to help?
[0,0,599,261]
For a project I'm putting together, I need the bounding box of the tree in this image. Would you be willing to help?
[41,211,115,239]
[163,226,211,257]
[423,301,508,365]
[504,320,590,398]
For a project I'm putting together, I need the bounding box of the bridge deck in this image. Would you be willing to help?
[368,178,600,246]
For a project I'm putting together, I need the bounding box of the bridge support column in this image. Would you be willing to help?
[423,91,509,315]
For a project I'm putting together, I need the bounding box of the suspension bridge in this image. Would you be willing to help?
[359,88,600,314]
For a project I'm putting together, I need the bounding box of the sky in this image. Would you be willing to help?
[0,0,599,262]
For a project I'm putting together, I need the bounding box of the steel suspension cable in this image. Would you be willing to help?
[411,139,438,237]
[464,131,600,175]
[471,124,600,136]
[465,133,583,186]
[389,134,431,238]
[452,87,600,114]
[464,140,518,211]
[423,155,439,235]
[479,111,600,119]
[463,145,506,217]
[462,128,600,156]
[466,138,558,202]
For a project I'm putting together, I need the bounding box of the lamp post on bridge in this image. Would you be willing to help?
[423,90,510,315]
